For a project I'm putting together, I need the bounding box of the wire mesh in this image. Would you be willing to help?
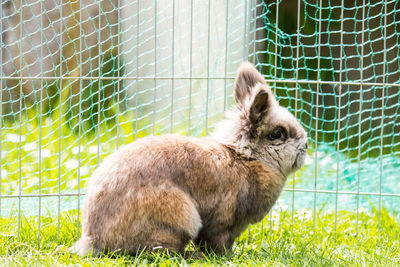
[255,0,400,239]
[0,0,399,248]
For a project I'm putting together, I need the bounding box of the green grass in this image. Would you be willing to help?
[0,207,399,266]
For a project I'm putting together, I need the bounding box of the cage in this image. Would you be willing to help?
[0,0,399,257]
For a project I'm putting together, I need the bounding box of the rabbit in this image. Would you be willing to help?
[70,62,308,257]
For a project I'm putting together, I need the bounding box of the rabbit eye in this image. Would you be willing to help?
[269,127,286,140]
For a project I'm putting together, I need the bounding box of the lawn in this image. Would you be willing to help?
[0,207,399,266]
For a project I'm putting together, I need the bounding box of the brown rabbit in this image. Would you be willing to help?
[71,62,308,257]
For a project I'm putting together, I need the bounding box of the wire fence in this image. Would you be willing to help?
[0,0,399,246]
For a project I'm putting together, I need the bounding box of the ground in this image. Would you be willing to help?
[0,208,399,266]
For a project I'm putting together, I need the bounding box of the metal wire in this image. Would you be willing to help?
[97,0,102,167]
[251,0,256,64]
[205,0,211,134]
[1,0,399,247]
[188,0,193,136]
[57,0,63,243]
[1,76,400,88]
[223,0,229,112]
[334,0,345,242]
[17,0,23,242]
[312,0,323,237]
[243,0,248,61]
[269,0,280,236]
[116,0,121,149]
[292,0,301,234]
[377,0,387,239]
[0,0,2,218]
[153,0,157,136]
[38,0,44,248]
[135,0,139,140]
[77,0,83,242]
[171,0,175,133]
[355,0,366,238]
[1,189,399,199]
[282,189,400,198]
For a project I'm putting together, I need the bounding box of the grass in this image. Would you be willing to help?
[0,206,399,266]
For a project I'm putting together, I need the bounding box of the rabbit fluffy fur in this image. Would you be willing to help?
[71,62,308,256]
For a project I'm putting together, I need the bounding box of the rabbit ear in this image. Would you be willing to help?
[234,62,265,108]
[248,89,269,124]
[234,62,273,124]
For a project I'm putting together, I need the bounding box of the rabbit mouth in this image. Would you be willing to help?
[293,149,307,170]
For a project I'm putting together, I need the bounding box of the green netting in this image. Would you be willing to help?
[0,0,399,218]
[253,0,400,212]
